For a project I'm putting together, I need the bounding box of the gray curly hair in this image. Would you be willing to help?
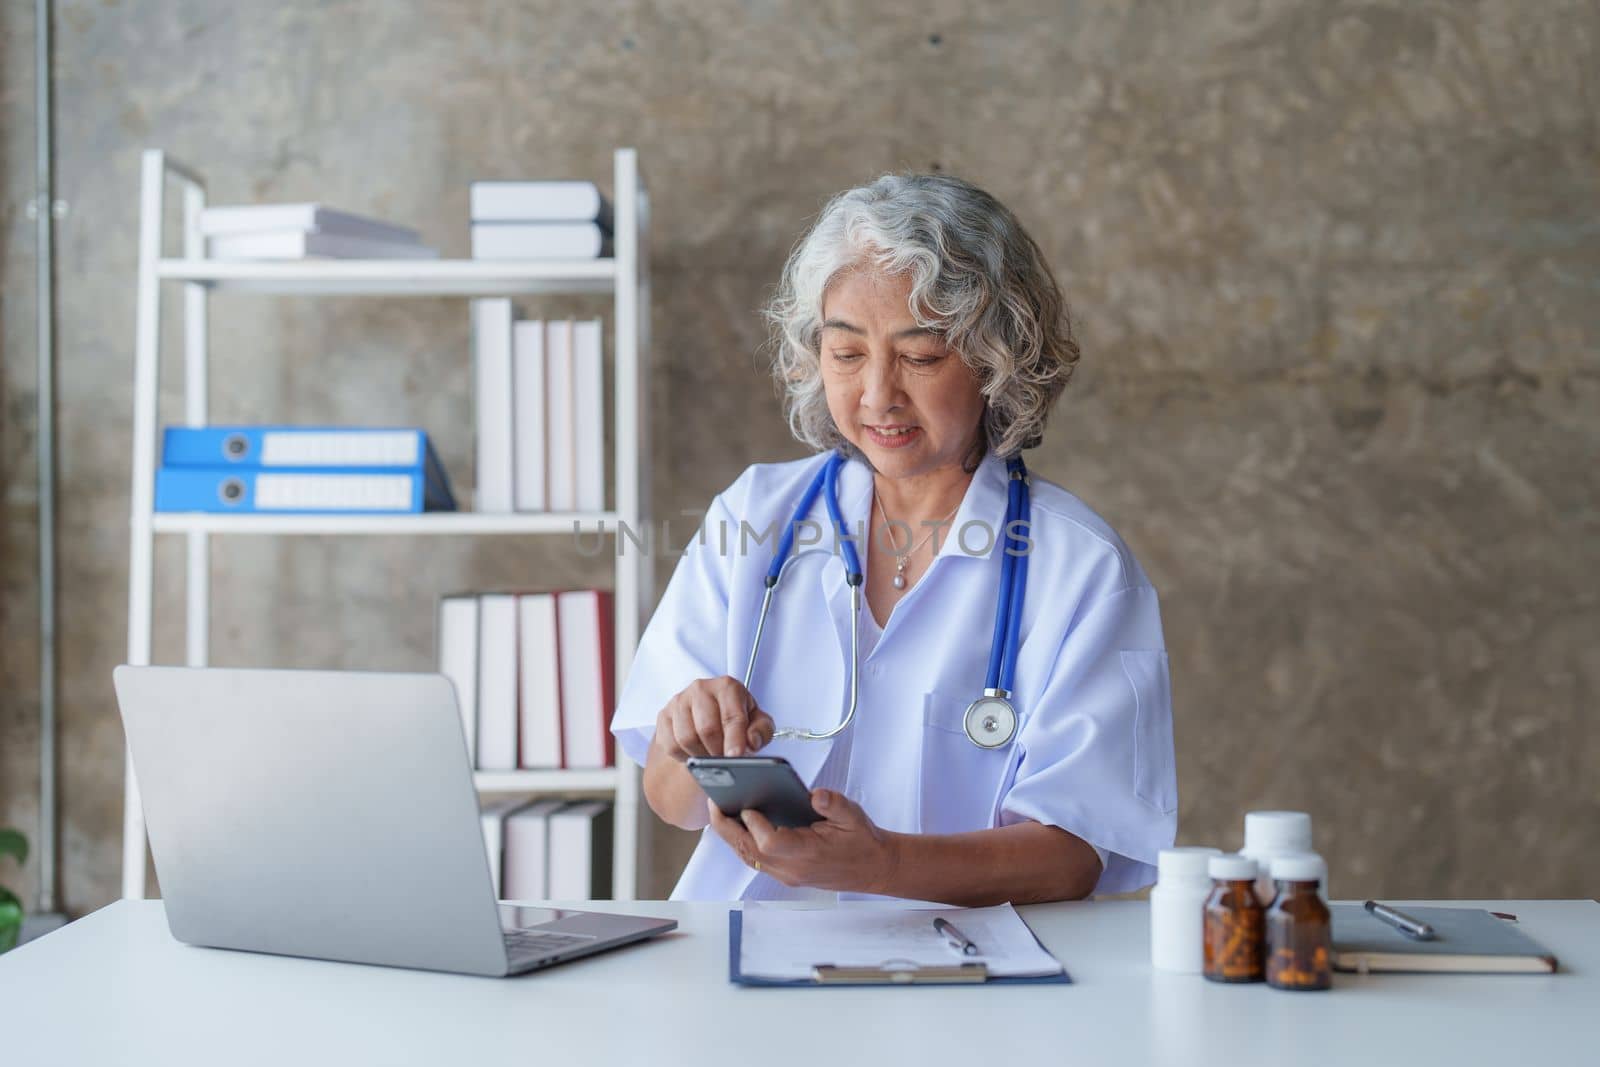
[764,173,1079,461]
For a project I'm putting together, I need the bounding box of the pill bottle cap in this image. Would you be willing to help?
[1269,852,1326,882]
[1208,854,1259,881]
[1158,847,1221,883]
[1244,810,1313,852]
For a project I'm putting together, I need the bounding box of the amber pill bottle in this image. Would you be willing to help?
[1203,854,1265,983]
[1265,853,1332,991]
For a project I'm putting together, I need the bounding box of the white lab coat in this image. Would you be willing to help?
[611,450,1177,900]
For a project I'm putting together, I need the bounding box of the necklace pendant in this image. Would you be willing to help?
[892,573,907,590]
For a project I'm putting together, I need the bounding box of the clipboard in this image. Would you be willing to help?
[728,911,1073,987]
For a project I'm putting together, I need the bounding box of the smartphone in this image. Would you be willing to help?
[686,756,822,829]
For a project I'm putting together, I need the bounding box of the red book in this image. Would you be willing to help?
[556,590,615,768]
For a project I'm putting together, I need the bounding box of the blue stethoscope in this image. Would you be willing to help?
[741,450,1031,749]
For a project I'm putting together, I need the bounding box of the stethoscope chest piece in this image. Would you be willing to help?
[962,692,1018,749]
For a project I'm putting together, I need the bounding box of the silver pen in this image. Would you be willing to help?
[1364,900,1436,941]
[933,916,981,956]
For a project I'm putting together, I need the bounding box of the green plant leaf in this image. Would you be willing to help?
[0,829,26,867]
[0,887,22,954]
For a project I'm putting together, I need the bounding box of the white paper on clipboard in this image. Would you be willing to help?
[738,902,1064,981]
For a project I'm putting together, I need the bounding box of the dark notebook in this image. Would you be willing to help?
[1330,905,1557,974]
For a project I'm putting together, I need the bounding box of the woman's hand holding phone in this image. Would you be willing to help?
[708,787,901,895]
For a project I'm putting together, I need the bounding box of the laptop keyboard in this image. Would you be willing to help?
[503,929,599,963]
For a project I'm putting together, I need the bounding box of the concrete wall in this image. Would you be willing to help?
[2,0,1596,912]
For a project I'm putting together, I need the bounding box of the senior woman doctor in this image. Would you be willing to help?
[611,174,1176,904]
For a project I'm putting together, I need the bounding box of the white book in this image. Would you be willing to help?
[548,801,613,901]
[470,181,612,226]
[479,797,529,898]
[437,596,479,763]
[512,320,547,512]
[475,595,519,772]
[502,798,567,901]
[199,203,421,244]
[556,590,614,770]
[473,299,515,513]
[471,223,610,260]
[573,319,605,513]
[545,320,577,512]
[206,230,437,261]
[517,593,562,768]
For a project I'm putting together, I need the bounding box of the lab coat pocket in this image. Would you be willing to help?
[1121,650,1177,814]
[919,690,1025,836]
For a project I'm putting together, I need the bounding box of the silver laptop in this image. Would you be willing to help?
[113,665,676,977]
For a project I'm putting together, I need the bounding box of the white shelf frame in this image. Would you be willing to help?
[149,511,621,536]
[122,148,652,903]
[155,257,619,295]
[472,769,620,794]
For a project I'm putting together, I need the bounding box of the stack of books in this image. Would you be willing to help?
[471,300,605,513]
[469,181,613,260]
[199,204,438,260]
[154,426,456,514]
[481,798,613,900]
[438,589,615,771]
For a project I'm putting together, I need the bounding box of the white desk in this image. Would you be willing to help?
[2,899,1592,1066]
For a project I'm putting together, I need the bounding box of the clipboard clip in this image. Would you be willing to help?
[811,957,990,985]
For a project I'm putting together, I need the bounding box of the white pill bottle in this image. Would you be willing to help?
[1241,811,1325,903]
[1149,846,1222,973]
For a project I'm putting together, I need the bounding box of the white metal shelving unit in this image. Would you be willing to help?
[122,147,652,902]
